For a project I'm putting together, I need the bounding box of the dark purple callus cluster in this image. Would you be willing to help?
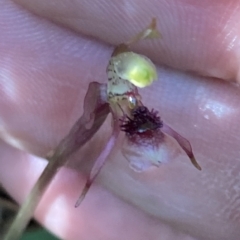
[120,106,163,136]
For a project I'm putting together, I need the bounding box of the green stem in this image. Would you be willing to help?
[3,83,109,240]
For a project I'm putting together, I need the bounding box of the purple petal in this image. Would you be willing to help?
[75,118,120,207]
[55,82,110,159]
[161,123,202,170]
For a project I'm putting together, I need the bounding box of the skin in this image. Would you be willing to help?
[0,0,240,239]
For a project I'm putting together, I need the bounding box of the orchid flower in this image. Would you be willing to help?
[75,18,201,207]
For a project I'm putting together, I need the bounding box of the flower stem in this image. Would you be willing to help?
[3,82,109,240]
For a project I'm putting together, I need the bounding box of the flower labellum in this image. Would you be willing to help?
[120,106,201,172]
